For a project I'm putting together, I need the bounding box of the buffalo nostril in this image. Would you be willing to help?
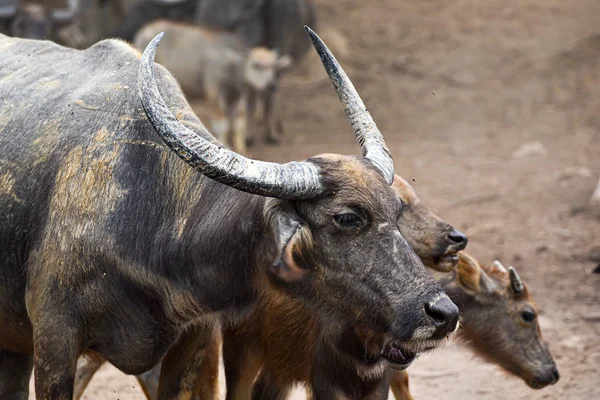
[447,229,468,249]
[552,367,560,382]
[424,296,459,335]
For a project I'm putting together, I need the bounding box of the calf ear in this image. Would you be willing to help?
[456,252,481,294]
[264,199,313,283]
[276,55,293,72]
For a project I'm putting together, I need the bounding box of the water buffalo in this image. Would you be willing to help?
[0,27,458,399]
[391,254,560,399]
[220,174,467,400]
[133,20,292,153]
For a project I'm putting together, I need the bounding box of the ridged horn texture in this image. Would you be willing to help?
[304,25,394,185]
[508,266,524,294]
[51,0,79,23]
[138,33,323,200]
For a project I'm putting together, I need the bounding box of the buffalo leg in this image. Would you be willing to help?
[72,357,105,400]
[250,370,290,400]
[191,325,221,399]
[136,363,162,400]
[156,322,217,400]
[390,370,414,400]
[210,94,231,146]
[136,324,220,400]
[262,88,282,145]
[231,97,249,155]
[223,327,262,400]
[32,317,81,400]
[245,89,258,148]
[0,349,33,400]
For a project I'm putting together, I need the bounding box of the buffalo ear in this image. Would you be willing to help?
[264,199,313,283]
[276,54,293,72]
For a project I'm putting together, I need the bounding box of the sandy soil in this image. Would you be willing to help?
[29,0,600,398]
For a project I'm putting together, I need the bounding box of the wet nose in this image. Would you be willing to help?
[534,365,560,387]
[447,228,468,250]
[424,296,459,338]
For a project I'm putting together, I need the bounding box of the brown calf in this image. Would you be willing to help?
[391,252,559,400]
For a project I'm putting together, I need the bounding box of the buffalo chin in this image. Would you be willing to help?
[381,343,417,370]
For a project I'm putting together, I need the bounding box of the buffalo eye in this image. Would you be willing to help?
[334,213,362,228]
[521,310,536,323]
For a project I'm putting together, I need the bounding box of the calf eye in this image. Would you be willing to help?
[334,213,362,228]
[521,310,536,323]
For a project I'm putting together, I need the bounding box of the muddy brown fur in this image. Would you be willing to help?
[391,252,559,399]
[0,34,456,399]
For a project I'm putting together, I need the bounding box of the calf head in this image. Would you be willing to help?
[449,253,559,389]
[139,27,459,372]
[243,46,292,93]
[392,174,467,272]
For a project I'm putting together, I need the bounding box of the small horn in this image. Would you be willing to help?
[51,0,79,24]
[304,26,394,185]
[138,33,323,200]
[0,0,18,18]
[492,260,507,273]
[508,266,524,294]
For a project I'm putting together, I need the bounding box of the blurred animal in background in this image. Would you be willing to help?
[391,255,559,400]
[119,0,316,146]
[116,0,196,41]
[134,20,292,153]
[0,0,84,45]
[196,0,316,144]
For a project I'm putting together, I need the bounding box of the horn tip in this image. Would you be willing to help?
[304,25,320,44]
[142,32,164,61]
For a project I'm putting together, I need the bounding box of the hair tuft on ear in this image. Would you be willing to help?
[456,252,481,293]
[265,199,314,283]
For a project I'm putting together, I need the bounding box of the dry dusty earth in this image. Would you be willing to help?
[29,0,600,398]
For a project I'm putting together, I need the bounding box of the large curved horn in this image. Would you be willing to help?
[138,33,323,200]
[508,266,524,294]
[0,0,18,19]
[51,0,78,24]
[304,26,394,185]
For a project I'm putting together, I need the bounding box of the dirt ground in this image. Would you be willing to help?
[29,0,600,398]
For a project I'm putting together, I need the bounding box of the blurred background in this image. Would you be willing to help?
[1,0,598,399]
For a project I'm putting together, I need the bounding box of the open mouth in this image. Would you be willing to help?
[440,253,458,264]
[381,343,417,370]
